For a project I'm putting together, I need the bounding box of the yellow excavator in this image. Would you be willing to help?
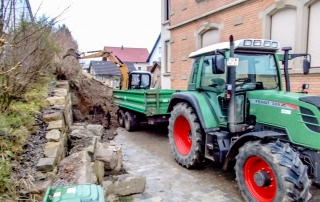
[64,49,135,89]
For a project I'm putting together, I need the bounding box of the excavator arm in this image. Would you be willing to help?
[63,49,129,90]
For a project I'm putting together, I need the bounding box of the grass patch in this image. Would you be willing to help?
[0,73,54,201]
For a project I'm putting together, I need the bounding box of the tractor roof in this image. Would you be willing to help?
[189,39,280,58]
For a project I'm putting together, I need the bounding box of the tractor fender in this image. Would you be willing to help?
[167,92,219,131]
[222,131,286,171]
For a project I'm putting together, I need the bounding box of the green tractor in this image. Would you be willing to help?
[167,36,315,201]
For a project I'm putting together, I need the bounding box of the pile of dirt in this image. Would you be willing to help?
[56,56,119,138]
[54,27,118,138]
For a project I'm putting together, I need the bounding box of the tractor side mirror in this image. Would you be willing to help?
[212,54,225,74]
[303,59,310,75]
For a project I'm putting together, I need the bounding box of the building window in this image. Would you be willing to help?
[308,1,320,67]
[271,8,296,51]
[138,67,141,70]
[165,40,171,73]
[159,47,161,53]
[165,0,170,21]
[195,22,222,50]
[201,29,219,48]
[270,8,296,68]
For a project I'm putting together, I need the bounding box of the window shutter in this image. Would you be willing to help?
[308,1,320,67]
[201,29,219,48]
[271,8,296,51]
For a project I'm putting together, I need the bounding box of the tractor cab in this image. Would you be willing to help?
[188,39,284,130]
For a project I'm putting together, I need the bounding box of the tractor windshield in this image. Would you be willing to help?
[234,53,279,91]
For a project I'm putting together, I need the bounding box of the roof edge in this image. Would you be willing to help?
[146,33,161,62]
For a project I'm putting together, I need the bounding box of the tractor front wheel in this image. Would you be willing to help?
[235,140,311,202]
[168,102,204,168]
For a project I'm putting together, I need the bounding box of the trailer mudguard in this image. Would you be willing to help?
[168,92,219,132]
[222,131,287,171]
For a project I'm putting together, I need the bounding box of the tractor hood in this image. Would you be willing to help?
[247,90,320,150]
[247,90,311,111]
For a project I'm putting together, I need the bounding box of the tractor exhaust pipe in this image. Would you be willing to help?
[227,35,246,133]
[227,35,237,133]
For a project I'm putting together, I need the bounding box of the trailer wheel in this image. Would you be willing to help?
[117,109,125,127]
[124,111,138,131]
[235,140,311,202]
[168,102,204,168]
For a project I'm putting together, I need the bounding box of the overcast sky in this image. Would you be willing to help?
[29,0,161,53]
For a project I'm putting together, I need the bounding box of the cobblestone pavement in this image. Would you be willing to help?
[111,126,320,202]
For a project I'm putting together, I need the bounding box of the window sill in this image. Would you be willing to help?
[163,73,171,76]
[283,67,320,74]
[162,20,170,26]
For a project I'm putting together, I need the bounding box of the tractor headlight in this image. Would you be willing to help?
[253,40,262,46]
[244,40,252,46]
[264,41,271,47]
[271,42,278,48]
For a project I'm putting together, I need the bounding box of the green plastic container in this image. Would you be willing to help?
[43,184,104,202]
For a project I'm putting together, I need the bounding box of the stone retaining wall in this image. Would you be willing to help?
[32,81,73,197]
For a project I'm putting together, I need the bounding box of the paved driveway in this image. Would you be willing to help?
[111,125,320,202]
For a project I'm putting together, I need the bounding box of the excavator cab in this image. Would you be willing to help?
[128,71,151,90]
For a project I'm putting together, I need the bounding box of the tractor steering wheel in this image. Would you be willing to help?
[235,78,251,83]
[235,78,252,88]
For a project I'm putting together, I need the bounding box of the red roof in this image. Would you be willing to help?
[104,46,149,63]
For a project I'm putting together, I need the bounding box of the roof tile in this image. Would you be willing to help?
[104,46,149,63]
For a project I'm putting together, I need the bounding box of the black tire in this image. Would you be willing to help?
[235,140,311,202]
[117,109,125,127]
[124,111,138,131]
[168,102,204,168]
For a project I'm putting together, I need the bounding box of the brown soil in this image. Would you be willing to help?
[56,55,119,138]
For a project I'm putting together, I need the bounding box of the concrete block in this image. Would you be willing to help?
[43,112,63,122]
[53,88,68,97]
[47,120,65,131]
[46,97,66,106]
[46,129,60,142]
[36,158,55,172]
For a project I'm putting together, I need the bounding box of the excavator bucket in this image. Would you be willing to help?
[63,48,81,59]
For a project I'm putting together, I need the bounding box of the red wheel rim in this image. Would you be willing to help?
[244,156,277,202]
[173,116,192,156]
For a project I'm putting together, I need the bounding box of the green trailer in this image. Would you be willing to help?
[113,88,177,131]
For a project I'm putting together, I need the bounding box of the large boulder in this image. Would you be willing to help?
[95,143,118,170]
[54,151,97,185]
[86,124,104,137]
[104,146,122,175]
[69,129,100,154]
[103,174,146,196]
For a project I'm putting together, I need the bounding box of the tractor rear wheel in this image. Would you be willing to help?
[168,102,204,168]
[117,109,125,127]
[235,140,311,202]
[124,111,138,131]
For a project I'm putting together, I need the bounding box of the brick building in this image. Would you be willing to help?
[161,0,320,94]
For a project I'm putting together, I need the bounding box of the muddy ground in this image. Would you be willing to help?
[113,125,320,202]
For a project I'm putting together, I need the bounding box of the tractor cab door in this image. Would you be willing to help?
[197,55,228,126]
[232,53,280,125]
